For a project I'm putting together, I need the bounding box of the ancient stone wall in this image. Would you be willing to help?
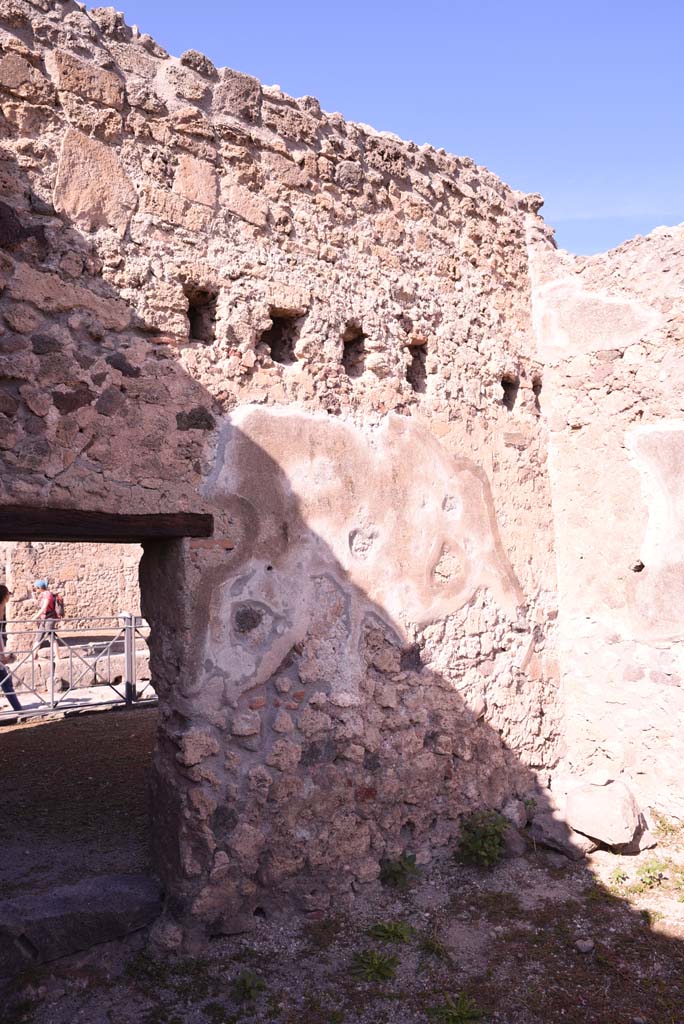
[0,0,572,943]
[528,221,684,816]
[1,540,141,620]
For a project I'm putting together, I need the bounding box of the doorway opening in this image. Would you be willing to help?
[0,507,212,968]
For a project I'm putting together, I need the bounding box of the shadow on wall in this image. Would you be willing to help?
[3,140,684,1017]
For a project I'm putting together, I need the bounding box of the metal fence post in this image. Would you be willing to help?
[122,612,135,706]
[49,624,56,710]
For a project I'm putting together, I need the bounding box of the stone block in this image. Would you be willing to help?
[160,63,209,103]
[141,185,213,232]
[53,49,124,109]
[53,129,137,236]
[528,808,598,860]
[336,160,363,191]
[180,49,217,78]
[213,67,262,122]
[565,779,641,848]
[232,711,261,736]
[10,263,131,330]
[0,874,161,976]
[0,53,54,104]
[173,154,218,208]
[223,183,269,227]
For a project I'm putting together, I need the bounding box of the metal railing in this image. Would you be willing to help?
[0,614,155,722]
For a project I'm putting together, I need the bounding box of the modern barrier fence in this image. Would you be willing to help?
[0,614,154,721]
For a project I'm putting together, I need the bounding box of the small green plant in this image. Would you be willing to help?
[428,993,484,1023]
[232,970,266,1002]
[379,852,419,888]
[419,931,449,959]
[653,811,684,843]
[367,920,413,944]
[609,866,628,886]
[636,859,668,889]
[523,797,537,816]
[351,949,399,982]
[457,810,509,868]
[302,914,346,951]
[641,908,663,926]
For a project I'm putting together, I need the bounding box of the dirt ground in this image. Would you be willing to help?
[4,811,684,1024]
[0,705,158,895]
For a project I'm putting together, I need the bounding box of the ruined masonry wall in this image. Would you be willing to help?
[528,222,684,816]
[0,0,574,942]
[1,540,142,620]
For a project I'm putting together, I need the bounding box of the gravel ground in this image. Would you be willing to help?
[3,711,684,1023]
[0,705,157,895]
[4,825,684,1024]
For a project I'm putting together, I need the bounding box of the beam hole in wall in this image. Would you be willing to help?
[501,373,519,412]
[342,322,366,378]
[261,310,303,366]
[406,343,427,393]
[532,375,542,413]
[184,285,217,344]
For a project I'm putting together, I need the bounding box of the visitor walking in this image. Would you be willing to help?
[32,579,59,656]
[0,584,21,712]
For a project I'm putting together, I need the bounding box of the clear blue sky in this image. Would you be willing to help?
[117,0,683,255]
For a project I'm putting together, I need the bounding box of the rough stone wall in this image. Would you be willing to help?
[1,0,560,940]
[1,540,141,620]
[528,221,684,815]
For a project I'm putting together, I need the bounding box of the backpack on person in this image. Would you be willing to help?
[49,592,65,619]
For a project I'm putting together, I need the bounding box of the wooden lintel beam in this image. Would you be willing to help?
[0,506,214,543]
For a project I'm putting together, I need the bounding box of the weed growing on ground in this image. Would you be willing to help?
[653,811,684,846]
[302,914,346,951]
[609,866,629,886]
[631,859,669,892]
[419,931,449,959]
[351,949,399,982]
[367,920,413,943]
[379,852,419,888]
[428,993,484,1022]
[232,970,266,1002]
[457,811,508,868]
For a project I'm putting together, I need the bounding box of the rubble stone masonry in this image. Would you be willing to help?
[1,539,141,619]
[0,0,682,944]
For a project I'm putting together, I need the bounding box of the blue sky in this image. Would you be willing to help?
[118,0,683,255]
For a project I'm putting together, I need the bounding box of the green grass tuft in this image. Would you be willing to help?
[351,949,399,982]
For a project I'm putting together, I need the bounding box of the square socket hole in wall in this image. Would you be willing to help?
[184,285,217,344]
[406,342,427,393]
[501,372,519,411]
[261,310,304,366]
[342,322,366,378]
